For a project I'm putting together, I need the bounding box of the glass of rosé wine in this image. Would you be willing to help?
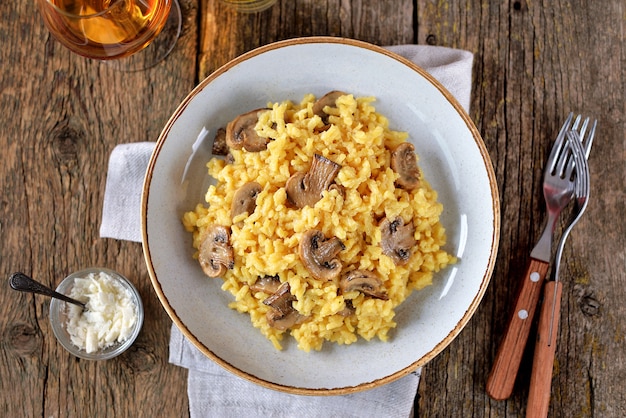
[35,0,182,71]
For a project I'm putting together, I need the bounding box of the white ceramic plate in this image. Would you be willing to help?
[142,37,500,395]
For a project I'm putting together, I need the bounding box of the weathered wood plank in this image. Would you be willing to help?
[415,1,626,417]
[198,0,414,79]
[1,0,624,417]
[0,0,199,416]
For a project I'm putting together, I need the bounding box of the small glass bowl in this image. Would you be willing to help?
[49,267,144,360]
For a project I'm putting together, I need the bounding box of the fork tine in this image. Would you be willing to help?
[556,138,573,177]
[562,115,596,179]
[578,117,589,140]
[583,119,597,158]
[547,112,574,173]
[571,114,582,130]
[569,128,591,218]
[569,131,590,196]
[560,112,574,137]
[562,131,579,178]
[564,130,585,180]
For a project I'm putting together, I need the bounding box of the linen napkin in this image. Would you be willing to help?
[100,44,473,418]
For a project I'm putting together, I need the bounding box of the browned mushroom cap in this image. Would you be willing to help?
[231,182,262,221]
[299,229,345,281]
[225,108,270,152]
[312,91,347,120]
[285,154,342,208]
[212,127,229,156]
[263,282,307,330]
[379,217,416,265]
[198,225,235,278]
[390,142,420,190]
[339,270,389,300]
[266,308,307,331]
[250,275,281,294]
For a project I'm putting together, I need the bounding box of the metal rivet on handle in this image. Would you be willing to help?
[530,272,540,282]
[518,309,529,319]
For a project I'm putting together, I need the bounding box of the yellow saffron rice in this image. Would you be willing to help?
[182,93,455,351]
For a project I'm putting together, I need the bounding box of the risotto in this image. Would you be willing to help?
[182,92,455,351]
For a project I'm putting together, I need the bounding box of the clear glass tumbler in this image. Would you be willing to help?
[35,0,182,70]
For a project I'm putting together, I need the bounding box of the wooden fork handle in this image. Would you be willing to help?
[527,281,562,418]
[486,258,550,400]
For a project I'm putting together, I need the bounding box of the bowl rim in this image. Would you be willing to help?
[141,36,500,395]
[49,267,144,360]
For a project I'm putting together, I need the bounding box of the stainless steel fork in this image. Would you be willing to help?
[486,113,592,400]
[551,122,595,289]
[527,126,595,418]
[530,115,587,261]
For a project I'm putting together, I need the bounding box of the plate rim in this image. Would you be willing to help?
[141,36,500,395]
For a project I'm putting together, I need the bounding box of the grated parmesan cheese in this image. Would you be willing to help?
[65,271,138,353]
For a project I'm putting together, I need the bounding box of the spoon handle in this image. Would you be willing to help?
[9,272,86,309]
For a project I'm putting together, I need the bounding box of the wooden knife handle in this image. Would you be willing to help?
[486,258,550,400]
[526,281,562,418]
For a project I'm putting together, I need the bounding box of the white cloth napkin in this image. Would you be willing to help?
[100,44,473,418]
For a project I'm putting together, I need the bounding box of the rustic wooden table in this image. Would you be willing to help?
[1,0,624,416]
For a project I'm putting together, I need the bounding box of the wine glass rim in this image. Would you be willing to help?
[43,0,126,19]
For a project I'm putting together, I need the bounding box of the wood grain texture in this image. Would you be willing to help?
[198,0,414,79]
[415,1,625,417]
[527,280,563,418]
[486,259,551,401]
[1,0,624,417]
[1,0,198,416]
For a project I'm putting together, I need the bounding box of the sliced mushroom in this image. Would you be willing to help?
[312,91,346,121]
[211,127,229,156]
[390,142,420,190]
[285,154,342,208]
[340,270,388,300]
[263,282,306,330]
[231,182,262,221]
[266,308,306,331]
[263,282,295,313]
[299,229,345,281]
[329,183,346,199]
[250,275,281,294]
[379,217,417,265]
[225,108,270,152]
[338,300,356,317]
[198,225,235,278]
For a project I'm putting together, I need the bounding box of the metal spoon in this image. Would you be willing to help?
[9,272,86,310]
